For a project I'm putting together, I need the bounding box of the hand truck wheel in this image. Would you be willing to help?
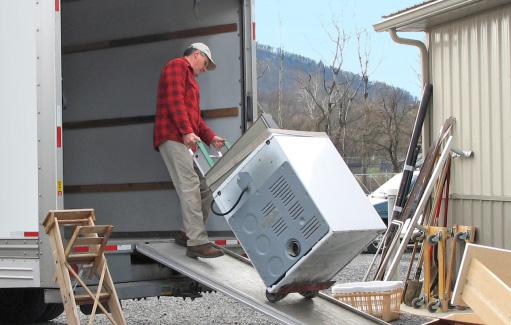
[427,299,441,313]
[412,296,425,309]
[411,230,425,242]
[455,231,469,241]
[427,232,441,245]
[265,290,286,303]
[300,291,319,299]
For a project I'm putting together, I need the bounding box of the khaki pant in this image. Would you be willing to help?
[159,140,212,246]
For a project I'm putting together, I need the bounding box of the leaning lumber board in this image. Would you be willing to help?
[452,244,511,325]
[383,135,453,281]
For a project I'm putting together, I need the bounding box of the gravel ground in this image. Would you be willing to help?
[41,293,279,325]
[41,252,434,325]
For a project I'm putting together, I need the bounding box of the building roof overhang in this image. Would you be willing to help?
[373,0,511,32]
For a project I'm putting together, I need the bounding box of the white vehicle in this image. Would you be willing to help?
[1,0,256,322]
[366,171,420,253]
[0,1,381,324]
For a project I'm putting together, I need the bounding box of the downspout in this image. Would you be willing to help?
[388,28,431,152]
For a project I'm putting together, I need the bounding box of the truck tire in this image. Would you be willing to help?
[0,288,47,324]
[36,303,64,322]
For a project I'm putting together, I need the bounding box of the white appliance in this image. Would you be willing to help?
[212,130,386,295]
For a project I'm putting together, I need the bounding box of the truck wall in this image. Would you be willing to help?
[61,0,248,234]
[38,0,255,290]
[0,1,59,288]
[0,0,39,238]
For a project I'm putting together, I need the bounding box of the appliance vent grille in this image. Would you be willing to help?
[301,216,320,239]
[261,202,275,217]
[288,201,304,220]
[269,176,295,206]
[270,176,306,221]
[272,218,288,236]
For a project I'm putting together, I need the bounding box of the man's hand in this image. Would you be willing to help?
[183,133,201,151]
[210,136,225,149]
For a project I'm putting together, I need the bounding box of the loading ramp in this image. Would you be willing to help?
[136,242,386,325]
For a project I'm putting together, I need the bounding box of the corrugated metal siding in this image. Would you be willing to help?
[430,5,511,249]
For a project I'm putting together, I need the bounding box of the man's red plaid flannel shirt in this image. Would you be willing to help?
[153,57,216,151]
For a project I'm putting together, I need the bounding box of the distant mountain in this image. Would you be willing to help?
[256,43,416,103]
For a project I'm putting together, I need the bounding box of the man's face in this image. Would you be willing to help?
[191,50,210,76]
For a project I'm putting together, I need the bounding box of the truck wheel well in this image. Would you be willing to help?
[36,303,64,322]
[0,288,48,324]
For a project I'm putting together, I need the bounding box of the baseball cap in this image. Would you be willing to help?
[190,42,216,71]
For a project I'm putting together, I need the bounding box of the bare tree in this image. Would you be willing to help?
[296,71,325,129]
[257,60,270,80]
[276,46,284,127]
[274,16,285,127]
[367,87,417,172]
[297,22,364,155]
[256,59,270,114]
[355,29,372,188]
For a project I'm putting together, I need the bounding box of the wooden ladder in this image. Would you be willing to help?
[43,209,126,325]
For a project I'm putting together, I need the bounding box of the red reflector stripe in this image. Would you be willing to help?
[214,239,239,246]
[74,246,89,253]
[57,127,62,148]
[24,231,39,237]
[252,22,256,40]
[55,0,60,12]
[105,245,118,251]
[73,245,118,253]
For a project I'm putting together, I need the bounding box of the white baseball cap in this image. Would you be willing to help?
[190,42,216,71]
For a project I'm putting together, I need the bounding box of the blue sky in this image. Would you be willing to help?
[255,0,424,97]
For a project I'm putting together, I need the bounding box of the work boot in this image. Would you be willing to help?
[174,231,188,247]
[186,243,224,258]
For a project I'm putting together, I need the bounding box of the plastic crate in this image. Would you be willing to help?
[332,281,404,322]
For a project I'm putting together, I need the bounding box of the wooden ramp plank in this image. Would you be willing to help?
[136,242,385,325]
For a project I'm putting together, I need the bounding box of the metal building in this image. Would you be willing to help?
[374,0,511,249]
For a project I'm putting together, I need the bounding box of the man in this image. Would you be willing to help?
[154,43,224,258]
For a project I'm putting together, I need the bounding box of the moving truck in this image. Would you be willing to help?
[0,0,256,322]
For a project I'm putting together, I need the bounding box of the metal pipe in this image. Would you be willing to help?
[389,28,429,86]
[451,147,474,158]
[388,28,432,174]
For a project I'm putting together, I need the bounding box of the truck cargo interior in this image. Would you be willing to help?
[60,0,248,238]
